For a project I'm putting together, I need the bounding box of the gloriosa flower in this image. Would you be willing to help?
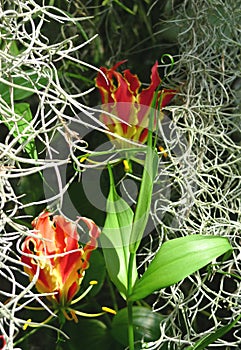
[0,335,6,350]
[95,60,176,147]
[21,211,101,307]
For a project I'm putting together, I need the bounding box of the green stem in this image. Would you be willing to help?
[127,300,134,350]
[14,327,39,346]
[127,252,136,350]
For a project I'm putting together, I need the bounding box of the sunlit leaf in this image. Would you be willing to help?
[130,235,232,301]
[129,145,158,253]
[129,107,158,254]
[100,165,137,297]
[9,40,19,56]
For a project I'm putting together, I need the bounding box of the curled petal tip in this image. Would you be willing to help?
[112,59,128,71]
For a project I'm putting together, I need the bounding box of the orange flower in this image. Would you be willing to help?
[0,335,6,350]
[96,60,176,147]
[21,211,101,306]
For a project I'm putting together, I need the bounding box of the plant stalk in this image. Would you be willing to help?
[127,252,136,350]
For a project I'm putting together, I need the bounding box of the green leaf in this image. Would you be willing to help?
[111,306,164,348]
[5,103,38,159]
[9,40,19,56]
[130,235,232,301]
[129,102,159,253]
[185,313,241,350]
[62,319,122,350]
[0,71,48,103]
[114,1,135,15]
[129,136,158,253]
[100,165,137,297]
[17,172,44,216]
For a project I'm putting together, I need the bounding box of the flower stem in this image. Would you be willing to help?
[127,299,134,350]
[127,252,136,350]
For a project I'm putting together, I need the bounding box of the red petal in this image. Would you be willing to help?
[123,69,141,96]
[31,211,56,255]
[110,71,135,133]
[53,215,82,289]
[21,211,101,304]
[67,281,79,301]
[21,237,58,295]
[95,67,115,104]
[112,70,134,104]
[36,267,57,293]
[139,127,149,143]
[81,217,101,261]
[54,215,79,252]
[96,61,128,104]
[159,89,176,107]
[96,61,137,134]
[0,335,6,350]
[136,104,150,125]
[81,217,101,242]
[112,60,127,71]
[57,250,82,287]
[138,61,161,107]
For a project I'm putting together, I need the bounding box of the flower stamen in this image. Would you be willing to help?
[71,280,98,305]
[102,306,117,315]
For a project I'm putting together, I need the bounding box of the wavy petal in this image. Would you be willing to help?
[123,69,141,96]
[21,211,101,305]
[138,61,161,107]
[31,211,56,255]
[95,67,115,104]
[159,89,176,108]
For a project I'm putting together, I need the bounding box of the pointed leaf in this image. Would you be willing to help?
[0,71,48,103]
[129,145,158,252]
[185,313,241,350]
[129,103,159,253]
[130,235,232,301]
[100,165,137,297]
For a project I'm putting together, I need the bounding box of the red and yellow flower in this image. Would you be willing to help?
[0,335,6,350]
[21,211,101,307]
[96,60,176,147]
